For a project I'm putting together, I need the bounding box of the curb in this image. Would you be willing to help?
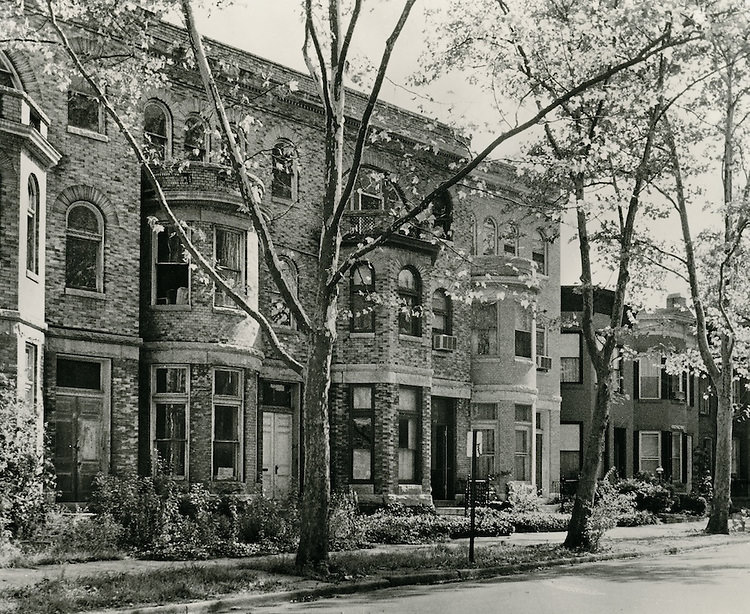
[87,535,750,614]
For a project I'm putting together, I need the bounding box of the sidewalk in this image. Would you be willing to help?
[2,520,748,614]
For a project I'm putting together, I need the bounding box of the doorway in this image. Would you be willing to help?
[431,397,455,501]
[262,411,293,499]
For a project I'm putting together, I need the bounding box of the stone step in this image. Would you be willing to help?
[435,506,465,517]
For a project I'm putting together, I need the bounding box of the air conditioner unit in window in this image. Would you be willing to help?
[672,390,686,402]
[536,355,552,371]
[432,334,457,351]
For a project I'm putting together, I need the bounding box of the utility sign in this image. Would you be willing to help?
[466,430,482,457]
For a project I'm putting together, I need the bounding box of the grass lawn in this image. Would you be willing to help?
[0,564,292,614]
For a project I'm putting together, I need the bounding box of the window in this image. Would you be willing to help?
[350,385,374,482]
[481,217,496,255]
[0,52,20,89]
[214,227,244,307]
[560,423,581,479]
[66,203,103,292]
[473,428,496,479]
[213,369,242,481]
[56,358,101,390]
[144,101,171,161]
[261,381,295,408]
[26,175,39,275]
[536,323,547,358]
[638,355,661,399]
[270,257,298,328]
[532,230,547,275]
[514,405,532,481]
[560,332,582,383]
[397,267,422,336]
[271,140,297,200]
[639,431,661,474]
[351,167,399,211]
[350,263,375,332]
[472,403,496,421]
[23,343,37,410]
[514,304,532,358]
[398,386,420,483]
[68,80,102,132]
[152,366,189,478]
[184,115,208,162]
[220,123,248,167]
[432,191,453,238]
[432,289,452,335]
[502,223,518,256]
[703,437,713,474]
[473,302,497,355]
[153,226,189,305]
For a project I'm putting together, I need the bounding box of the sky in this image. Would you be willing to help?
[187,1,707,303]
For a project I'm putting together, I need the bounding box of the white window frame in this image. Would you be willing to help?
[23,342,38,410]
[151,365,190,479]
[213,226,246,309]
[639,431,661,474]
[144,100,172,161]
[26,174,40,277]
[212,368,243,482]
[638,355,662,399]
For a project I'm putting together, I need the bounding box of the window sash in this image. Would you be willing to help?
[215,228,244,307]
[639,431,661,474]
[639,357,661,399]
[514,427,531,481]
[350,385,374,482]
[154,228,190,305]
[68,90,101,132]
[213,402,241,481]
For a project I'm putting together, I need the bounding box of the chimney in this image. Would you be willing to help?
[667,293,687,310]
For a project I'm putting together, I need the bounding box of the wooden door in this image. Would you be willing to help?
[54,395,105,501]
[262,412,293,499]
[430,397,455,501]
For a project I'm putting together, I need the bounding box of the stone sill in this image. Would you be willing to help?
[67,125,108,142]
[349,332,375,339]
[65,287,105,300]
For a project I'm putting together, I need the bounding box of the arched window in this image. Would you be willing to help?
[432,191,453,239]
[184,115,208,162]
[397,267,422,336]
[351,166,400,211]
[432,289,452,335]
[482,217,497,255]
[350,262,376,332]
[532,230,548,275]
[271,257,298,328]
[26,175,40,275]
[144,101,171,161]
[66,202,104,292]
[271,139,297,200]
[0,51,21,89]
[221,123,248,167]
[502,223,519,256]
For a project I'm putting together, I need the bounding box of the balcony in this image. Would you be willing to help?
[341,211,441,258]
[143,162,243,206]
[471,254,537,284]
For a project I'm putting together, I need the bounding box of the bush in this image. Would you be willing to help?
[357,506,453,544]
[0,375,53,540]
[584,470,636,551]
[511,512,570,533]
[236,495,299,552]
[447,509,515,538]
[616,476,676,514]
[506,483,541,513]
[616,510,659,527]
[673,494,707,516]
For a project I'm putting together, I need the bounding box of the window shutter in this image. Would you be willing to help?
[633,360,640,400]
[633,430,640,474]
[660,360,669,400]
[662,431,672,480]
[682,433,689,484]
[689,373,695,407]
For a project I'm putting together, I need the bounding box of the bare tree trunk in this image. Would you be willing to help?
[564,375,610,549]
[296,324,335,569]
[707,338,734,533]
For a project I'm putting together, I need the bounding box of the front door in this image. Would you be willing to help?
[431,397,455,500]
[262,412,292,499]
[54,395,106,501]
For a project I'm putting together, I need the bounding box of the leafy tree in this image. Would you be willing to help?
[421,0,699,550]
[658,2,750,533]
[1,0,698,567]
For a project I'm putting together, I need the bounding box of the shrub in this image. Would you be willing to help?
[506,483,541,513]
[236,495,299,552]
[584,470,636,551]
[0,375,53,540]
[616,476,676,514]
[616,510,659,527]
[511,512,570,533]
[673,494,707,516]
[448,509,514,538]
[357,506,453,544]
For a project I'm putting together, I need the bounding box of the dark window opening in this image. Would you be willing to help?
[57,358,101,390]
